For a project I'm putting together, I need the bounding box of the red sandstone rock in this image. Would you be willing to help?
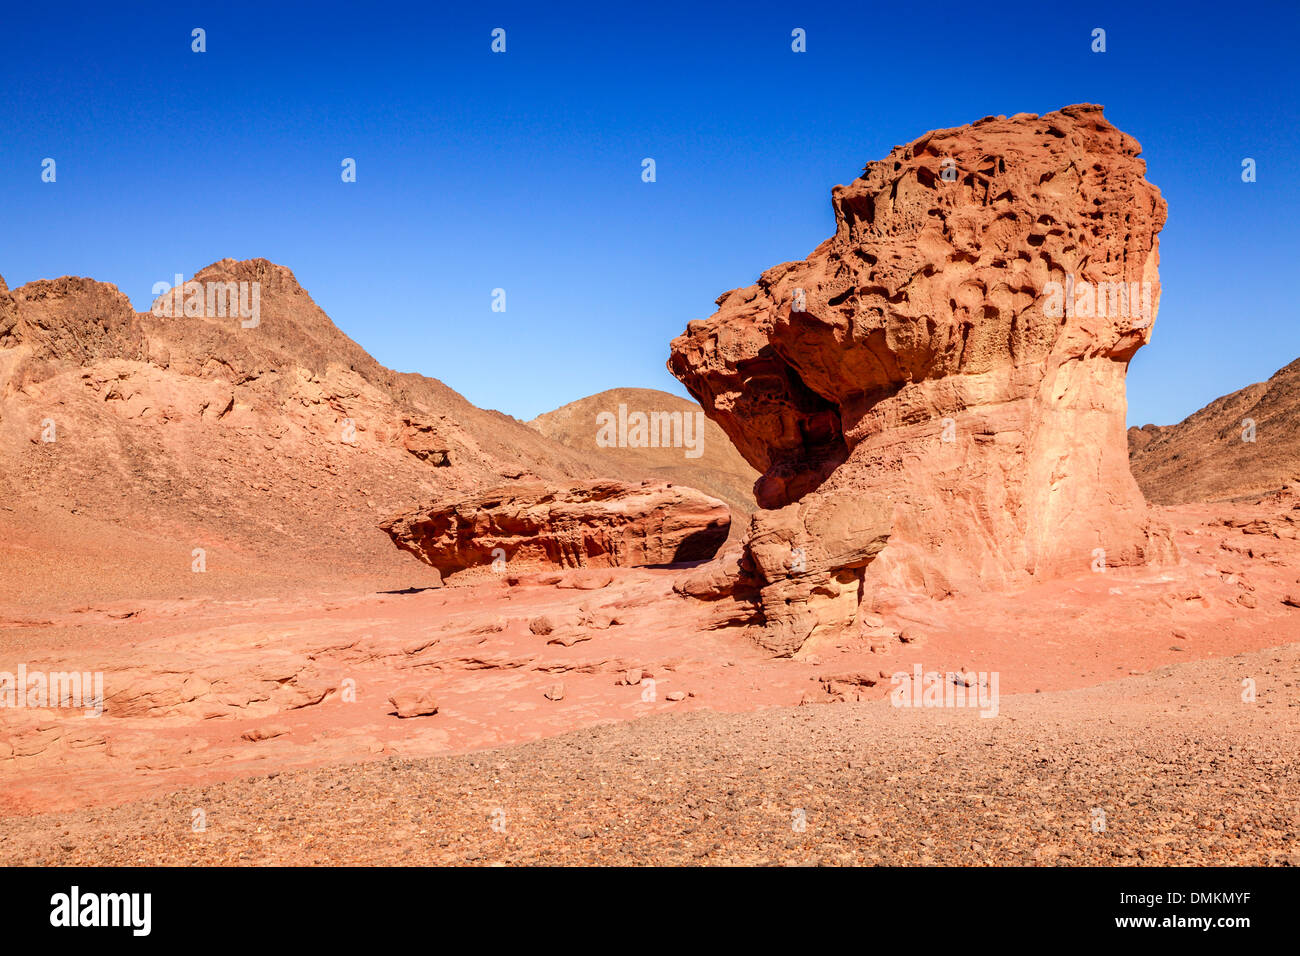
[400,418,451,466]
[388,689,440,718]
[380,479,730,578]
[669,105,1176,652]
[241,725,291,742]
[527,386,760,544]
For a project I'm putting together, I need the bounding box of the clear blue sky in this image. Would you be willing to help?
[2,0,1296,426]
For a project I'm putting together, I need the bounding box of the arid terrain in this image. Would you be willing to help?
[3,104,1298,867]
[4,643,1298,866]
[1129,355,1300,505]
[3,490,1300,864]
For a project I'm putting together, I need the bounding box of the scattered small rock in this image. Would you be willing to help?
[388,690,439,718]
[240,725,291,742]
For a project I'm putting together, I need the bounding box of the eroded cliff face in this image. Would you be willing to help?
[670,104,1176,652]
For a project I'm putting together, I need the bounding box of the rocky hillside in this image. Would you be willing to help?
[0,259,610,597]
[1129,356,1300,504]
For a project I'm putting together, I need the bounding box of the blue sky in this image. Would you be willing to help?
[2,0,1297,426]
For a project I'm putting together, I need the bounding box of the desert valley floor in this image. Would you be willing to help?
[2,496,1298,865]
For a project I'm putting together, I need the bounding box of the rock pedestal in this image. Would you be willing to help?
[670,105,1176,652]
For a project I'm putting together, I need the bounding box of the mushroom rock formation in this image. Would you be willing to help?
[381,479,731,578]
[669,105,1176,650]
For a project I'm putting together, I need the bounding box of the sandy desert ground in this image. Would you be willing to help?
[2,495,1299,865]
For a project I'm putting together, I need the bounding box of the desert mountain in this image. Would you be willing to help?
[0,259,617,602]
[1129,356,1300,504]
[527,387,758,531]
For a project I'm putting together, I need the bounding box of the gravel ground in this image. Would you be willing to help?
[3,642,1298,866]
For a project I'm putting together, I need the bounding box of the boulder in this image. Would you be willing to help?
[400,417,451,466]
[388,689,439,718]
[381,479,730,577]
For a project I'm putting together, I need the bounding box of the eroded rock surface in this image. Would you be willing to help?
[670,105,1176,649]
[381,480,730,577]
